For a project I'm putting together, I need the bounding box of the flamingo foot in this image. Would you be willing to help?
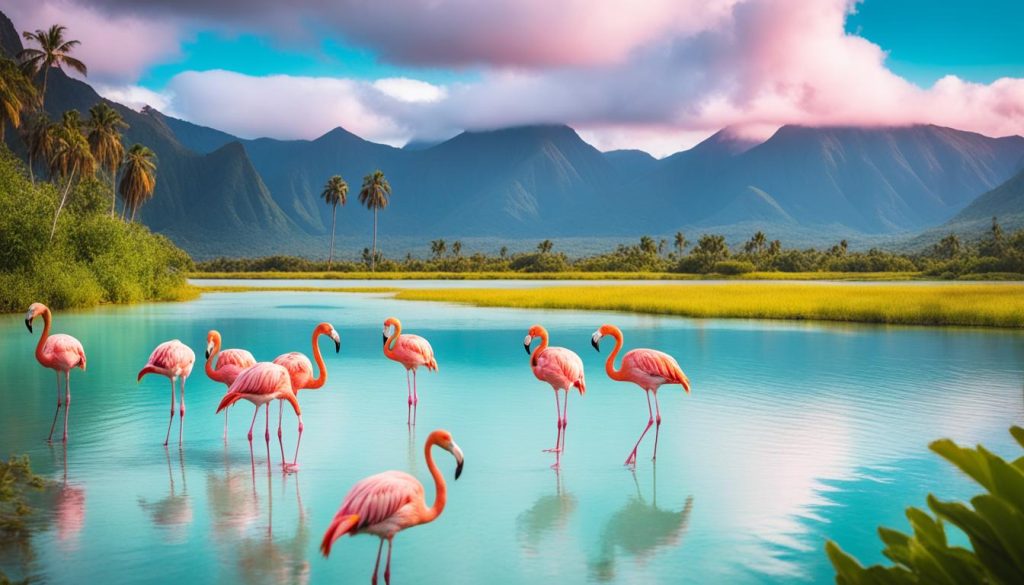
[550,462,561,470]
[283,462,301,474]
[542,447,562,453]
[624,450,638,467]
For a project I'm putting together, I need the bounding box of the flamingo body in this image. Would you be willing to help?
[270,323,340,457]
[383,318,437,425]
[206,330,257,441]
[25,303,86,442]
[525,325,585,467]
[217,362,305,470]
[138,340,196,446]
[274,352,315,391]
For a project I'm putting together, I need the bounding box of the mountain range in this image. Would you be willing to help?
[3,10,1023,259]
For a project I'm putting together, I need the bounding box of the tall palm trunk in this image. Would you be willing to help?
[371,208,378,271]
[109,168,117,217]
[49,163,77,241]
[27,152,35,184]
[130,202,138,223]
[40,67,50,112]
[328,204,338,270]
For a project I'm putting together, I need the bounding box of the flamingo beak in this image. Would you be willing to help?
[205,341,213,360]
[382,332,388,346]
[451,442,465,480]
[591,333,601,352]
[523,334,532,355]
[331,329,341,353]
[25,319,32,333]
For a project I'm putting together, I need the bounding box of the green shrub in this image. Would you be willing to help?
[826,426,1024,584]
[712,260,756,274]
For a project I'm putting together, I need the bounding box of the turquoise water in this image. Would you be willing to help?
[1,289,1022,584]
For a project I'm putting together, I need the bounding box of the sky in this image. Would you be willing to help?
[7,0,1024,156]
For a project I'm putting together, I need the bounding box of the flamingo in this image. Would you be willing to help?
[524,325,585,469]
[216,362,304,471]
[382,317,438,425]
[320,429,465,584]
[591,324,691,466]
[25,303,86,443]
[273,322,340,447]
[205,330,257,441]
[137,340,196,447]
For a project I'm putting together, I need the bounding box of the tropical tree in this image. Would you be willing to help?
[452,240,462,257]
[21,112,53,184]
[47,110,94,240]
[320,175,348,270]
[430,239,446,259]
[537,239,554,254]
[658,238,667,256]
[357,169,391,271]
[0,57,37,142]
[118,144,157,222]
[639,235,657,254]
[674,231,688,255]
[499,246,508,259]
[86,102,127,216]
[17,24,87,111]
[933,233,962,260]
[744,231,768,255]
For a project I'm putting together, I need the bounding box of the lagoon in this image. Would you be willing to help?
[2,289,1022,584]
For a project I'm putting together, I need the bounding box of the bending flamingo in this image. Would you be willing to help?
[524,325,585,469]
[382,317,438,425]
[25,303,86,443]
[273,322,340,445]
[138,340,196,447]
[320,429,465,584]
[206,330,257,440]
[591,324,690,466]
[216,362,304,471]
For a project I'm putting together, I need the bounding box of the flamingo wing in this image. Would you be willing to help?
[536,347,586,393]
[218,348,256,370]
[624,348,690,391]
[398,335,437,370]
[147,340,196,375]
[43,334,87,370]
[273,352,314,389]
[338,470,423,531]
[228,362,291,396]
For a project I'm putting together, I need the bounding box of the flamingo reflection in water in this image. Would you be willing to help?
[590,465,694,581]
[137,448,193,542]
[52,445,85,549]
[516,471,577,556]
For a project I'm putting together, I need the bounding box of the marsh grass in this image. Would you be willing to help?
[393,283,1024,328]
[190,270,926,281]
[196,285,396,294]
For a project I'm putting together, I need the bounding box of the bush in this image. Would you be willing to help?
[711,260,755,275]
[826,426,1024,584]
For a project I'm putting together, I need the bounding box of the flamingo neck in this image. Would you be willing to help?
[384,321,403,358]
[307,329,328,389]
[204,337,222,380]
[530,330,549,367]
[35,309,52,363]
[604,329,628,381]
[423,439,447,523]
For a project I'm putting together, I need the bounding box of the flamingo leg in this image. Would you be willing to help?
[288,414,304,472]
[178,376,186,446]
[652,391,662,462]
[164,377,176,447]
[264,403,271,445]
[412,370,418,426]
[223,408,229,442]
[405,369,412,426]
[384,537,394,585]
[561,389,570,453]
[277,400,286,464]
[247,404,260,443]
[624,391,654,467]
[372,538,384,585]
[543,390,562,453]
[62,372,71,443]
[48,371,62,442]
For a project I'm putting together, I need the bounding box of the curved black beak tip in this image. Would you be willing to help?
[591,338,600,352]
[523,342,531,355]
[205,349,210,359]
[382,332,388,346]
[334,340,341,353]
[455,461,464,480]
[25,319,32,333]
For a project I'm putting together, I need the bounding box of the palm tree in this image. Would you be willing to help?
[744,231,767,255]
[358,169,391,271]
[0,57,37,142]
[537,240,554,254]
[320,175,348,270]
[18,25,87,111]
[48,110,94,240]
[499,246,508,259]
[674,231,688,255]
[87,102,127,217]
[119,144,157,222]
[21,112,53,183]
[452,241,462,257]
[430,239,446,259]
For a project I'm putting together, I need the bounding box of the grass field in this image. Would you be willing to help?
[391,283,1024,328]
[190,271,926,281]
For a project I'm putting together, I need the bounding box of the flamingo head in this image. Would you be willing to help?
[591,324,619,352]
[205,330,221,359]
[523,324,547,354]
[24,303,46,333]
[430,429,465,480]
[382,317,400,346]
[317,322,341,353]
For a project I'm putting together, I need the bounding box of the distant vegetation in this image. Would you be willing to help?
[394,283,1024,328]
[196,225,1024,279]
[827,426,1024,584]
[0,24,191,312]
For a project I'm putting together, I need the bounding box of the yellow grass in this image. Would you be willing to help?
[196,285,397,294]
[190,270,924,281]
[393,283,1024,328]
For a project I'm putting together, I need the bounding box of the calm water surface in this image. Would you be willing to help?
[1,289,1022,584]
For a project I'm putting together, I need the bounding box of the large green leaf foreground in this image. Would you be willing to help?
[826,426,1024,584]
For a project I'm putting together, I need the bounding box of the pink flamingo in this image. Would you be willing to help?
[138,340,196,447]
[382,317,438,425]
[216,362,304,471]
[25,303,86,443]
[205,330,257,440]
[524,325,585,469]
[591,324,691,466]
[273,322,340,444]
[320,429,464,584]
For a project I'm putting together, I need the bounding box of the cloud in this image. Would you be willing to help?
[6,0,182,83]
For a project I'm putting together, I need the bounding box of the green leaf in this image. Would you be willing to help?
[977,446,1024,513]
[879,527,913,567]
[930,495,1019,584]
[906,507,946,548]
[1010,426,1024,449]
[930,439,992,493]
[971,495,1024,579]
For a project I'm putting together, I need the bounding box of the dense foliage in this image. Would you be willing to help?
[197,225,1024,277]
[827,426,1024,584]
[0,148,192,311]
